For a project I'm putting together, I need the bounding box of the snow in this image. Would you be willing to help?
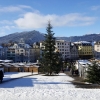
[0,72,100,100]
[77,60,91,65]
[74,41,91,44]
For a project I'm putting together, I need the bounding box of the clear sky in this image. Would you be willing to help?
[0,0,100,37]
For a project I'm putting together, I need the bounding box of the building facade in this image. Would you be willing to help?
[74,41,93,59]
[94,41,100,58]
[55,40,71,60]
[70,43,79,60]
[6,38,40,62]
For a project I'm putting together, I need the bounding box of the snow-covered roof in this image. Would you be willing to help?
[0,60,3,62]
[74,41,91,44]
[1,63,11,67]
[34,65,39,68]
[18,63,25,66]
[3,60,13,63]
[78,60,91,65]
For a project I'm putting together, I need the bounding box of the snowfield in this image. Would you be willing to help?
[0,72,100,100]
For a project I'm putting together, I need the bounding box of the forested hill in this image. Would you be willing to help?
[0,30,45,44]
[0,31,99,45]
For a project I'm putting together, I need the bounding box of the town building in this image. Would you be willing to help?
[74,41,93,59]
[55,40,71,60]
[94,41,100,58]
[75,60,92,78]
[70,43,79,60]
[40,40,71,60]
[0,46,7,60]
[6,38,40,63]
[30,43,40,62]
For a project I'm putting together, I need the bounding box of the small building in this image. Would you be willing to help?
[0,63,39,73]
[75,60,92,79]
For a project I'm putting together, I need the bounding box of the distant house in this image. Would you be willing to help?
[75,60,92,79]
[0,63,39,73]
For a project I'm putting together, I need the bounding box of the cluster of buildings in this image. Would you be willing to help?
[40,40,94,60]
[0,38,40,63]
[0,38,100,62]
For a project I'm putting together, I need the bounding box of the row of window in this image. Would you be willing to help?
[61,52,70,54]
[58,49,70,51]
[57,46,69,48]
[57,43,69,45]
[79,52,92,54]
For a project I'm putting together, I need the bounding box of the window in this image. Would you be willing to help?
[97,49,99,51]
[20,50,23,52]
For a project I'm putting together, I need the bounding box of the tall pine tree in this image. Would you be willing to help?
[40,21,62,75]
[86,62,100,84]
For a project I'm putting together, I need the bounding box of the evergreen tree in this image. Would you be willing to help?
[86,62,100,84]
[40,22,62,75]
[52,51,63,74]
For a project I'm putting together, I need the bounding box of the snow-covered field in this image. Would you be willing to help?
[0,72,100,100]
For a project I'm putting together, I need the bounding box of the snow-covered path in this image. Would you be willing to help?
[0,72,100,100]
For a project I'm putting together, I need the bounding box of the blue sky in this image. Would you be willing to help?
[0,0,100,37]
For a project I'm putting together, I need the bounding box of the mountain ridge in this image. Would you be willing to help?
[0,30,100,45]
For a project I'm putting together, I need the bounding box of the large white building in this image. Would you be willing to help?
[40,40,71,60]
[55,40,71,60]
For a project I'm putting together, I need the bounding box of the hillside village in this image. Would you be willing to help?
[0,38,99,62]
[0,35,100,80]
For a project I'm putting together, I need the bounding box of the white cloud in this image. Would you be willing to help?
[91,6,100,10]
[0,25,16,37]
[0,5,32,12]
[14,12,96,29]
[0,25,16,31]
[0,20,13,25]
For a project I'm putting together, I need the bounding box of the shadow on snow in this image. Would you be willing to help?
[0,77,37,88]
